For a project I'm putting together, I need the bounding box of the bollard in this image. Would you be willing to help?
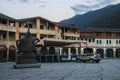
[45,55,47,62]
[52,54,54,63]
[58,54,60,62]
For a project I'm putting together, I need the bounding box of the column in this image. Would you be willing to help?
[55,24,59,39]
[93,48,96,54]
[76,47,78,55]
[68,48,71,59]
[104,48,106,58]
[113,48,116,58]
[76,47,78,59]
[36,18,40,39]
[81,48,84,54]
[60,47,62,55]
[15,21,19,40]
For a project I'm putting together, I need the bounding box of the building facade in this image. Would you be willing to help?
[0,14,120,61]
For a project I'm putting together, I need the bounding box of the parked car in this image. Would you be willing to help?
[77,53,101,63]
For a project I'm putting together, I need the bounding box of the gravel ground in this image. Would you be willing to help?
[0,59,120,80]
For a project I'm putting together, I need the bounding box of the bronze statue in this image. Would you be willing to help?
[16,28,40,64]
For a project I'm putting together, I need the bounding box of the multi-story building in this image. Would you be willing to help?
[80,28,120,58]
[0,13,120,62]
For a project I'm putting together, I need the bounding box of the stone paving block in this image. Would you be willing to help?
[0,59,120,80]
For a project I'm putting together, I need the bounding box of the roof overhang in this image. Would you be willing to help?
[36,38,87,47]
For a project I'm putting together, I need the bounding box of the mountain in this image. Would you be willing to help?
[60,3,120,28]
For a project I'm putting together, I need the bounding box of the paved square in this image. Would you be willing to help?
[0,59,120,80]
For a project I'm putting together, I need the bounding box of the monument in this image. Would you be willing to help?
[13,28,40,69]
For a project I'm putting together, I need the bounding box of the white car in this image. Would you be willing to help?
[77,53,101,63]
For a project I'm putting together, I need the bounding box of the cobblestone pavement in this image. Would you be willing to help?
[0,59,120,80]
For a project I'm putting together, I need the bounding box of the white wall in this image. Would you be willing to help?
[95,39,120,47]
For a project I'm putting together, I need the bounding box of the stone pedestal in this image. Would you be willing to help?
[13,52,40,69]
[13,28,40,69]
[17,52,37,64]
[13,63,41,69]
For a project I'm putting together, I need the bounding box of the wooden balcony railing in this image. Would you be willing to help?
[0,39,16,46]
[63,32,80,37]
[0,23,16,32]
[40,30,56,35]
[19,27,36,33]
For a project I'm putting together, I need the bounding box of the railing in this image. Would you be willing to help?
[0,39,16,46]
[63,32,79,37]
[40,30,56,35]
[19,27,36,33]
[38,54,78,63]
[0,23,16,32]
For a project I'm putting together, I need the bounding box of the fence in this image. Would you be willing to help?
[39,54,79,63]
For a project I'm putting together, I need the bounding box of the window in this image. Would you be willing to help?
[3,34,6,39]
[96,40,102,44]
[97,40,98,44]
[97,32,99,36]
[116,33,120,37]
[40,25,44,29]
[65,28,67,32]
[116,40,118,44]
[29,24,32,28]
[85,39,87,41]
[99,32,101,36]
[74,29,76,33]
[81,38,83,40]
[92,39,95,42]
[119,33,120,36]
[89,39,91,42]
[109,33,111,36]
[100,40,102,44]
[106,32,111,36]
[109,40,111,44]
[96,32,101,36]
[106,40,108,44]
[48,35,54,38]
[73,37,76,40]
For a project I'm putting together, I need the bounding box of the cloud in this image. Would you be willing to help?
[2,0,120,22]
[5,0,47,4]
[71,0,120,15]
[6,0,13,2]
[19,0,28,3]
[4,0,47,8]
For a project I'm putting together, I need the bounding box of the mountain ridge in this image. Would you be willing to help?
[60,3,120,28]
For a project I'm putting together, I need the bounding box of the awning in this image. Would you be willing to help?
[36,38,87,47]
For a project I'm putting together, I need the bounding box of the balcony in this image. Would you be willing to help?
[63,32,79,37]
[80,36,96,39]
[0,39,16,46]
[19,27,36,34]
[0,23,16,32]
[40,29,56,35]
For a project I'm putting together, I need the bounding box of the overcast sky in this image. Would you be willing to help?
[0,0,120,22]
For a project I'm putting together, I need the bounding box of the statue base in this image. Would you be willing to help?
[13,63,41,69]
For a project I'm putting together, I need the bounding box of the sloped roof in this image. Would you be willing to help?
[58,23,78,29]
[80,27,120,32]
[0,13,15,20]
[18,16,56,25]
[37,38,87,47]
